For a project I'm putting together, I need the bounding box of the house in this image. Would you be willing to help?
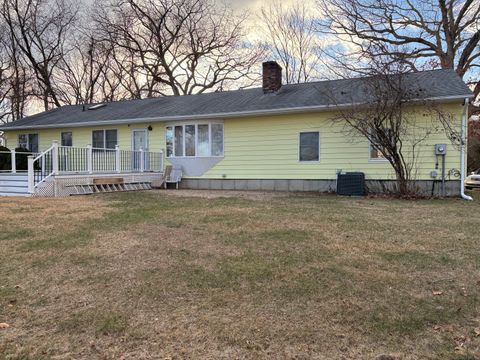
[0,62,474,197]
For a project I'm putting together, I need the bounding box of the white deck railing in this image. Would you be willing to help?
[23,141,164,194]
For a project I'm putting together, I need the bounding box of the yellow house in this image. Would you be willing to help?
[0,62,474,197]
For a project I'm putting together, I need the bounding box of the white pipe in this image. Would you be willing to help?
[460,98,473,201]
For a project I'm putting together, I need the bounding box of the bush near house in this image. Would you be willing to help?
[0,145,11,170]
[468,120,480,172]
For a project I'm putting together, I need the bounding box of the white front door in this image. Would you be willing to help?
[132,129,148,170]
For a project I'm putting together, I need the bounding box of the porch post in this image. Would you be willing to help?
[140,147,145,172]
[10,149,16,174]
[27,155,34,194]
[87,144,93,174]
[52,140,59,175]
[115,145,120,173]
[160,149,164,172]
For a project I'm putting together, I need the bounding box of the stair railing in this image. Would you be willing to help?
[27,141,58,194]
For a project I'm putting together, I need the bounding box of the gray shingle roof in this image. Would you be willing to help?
[0,69,473,130]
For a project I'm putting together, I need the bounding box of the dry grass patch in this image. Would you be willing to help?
[1,191,480,359]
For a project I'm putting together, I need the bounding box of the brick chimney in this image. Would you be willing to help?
[262,61,282,93]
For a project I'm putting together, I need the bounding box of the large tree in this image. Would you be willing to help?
[94,0,261,97]
[1,0,78,111]
[259,1,321,84]
[318,0,480,101]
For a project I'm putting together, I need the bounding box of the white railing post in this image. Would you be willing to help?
[115,145,120,173]
[27,155,34,194]
[52,140,59,175]
[140,147,145,172]
[160,150,164,172]
[10,149,16,174]
[87,144,93,174]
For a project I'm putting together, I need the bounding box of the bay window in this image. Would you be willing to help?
[165,123,224,157]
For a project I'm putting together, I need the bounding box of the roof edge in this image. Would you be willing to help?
[0,94,473,131]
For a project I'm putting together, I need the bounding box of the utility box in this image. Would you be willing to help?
[337,172,365,196]
[435,144,447,155]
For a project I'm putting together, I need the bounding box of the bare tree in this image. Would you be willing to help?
[326,61,453,195]
[94,0,261,97]
[318,0,480,100]
[1,0,78,110]
[260,1,321,84]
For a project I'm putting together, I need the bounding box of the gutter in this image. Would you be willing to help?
[460,97,473,201]
[0,94,474,131]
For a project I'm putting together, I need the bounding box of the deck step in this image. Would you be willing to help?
[0,191,30,197]
[0,174,28,182]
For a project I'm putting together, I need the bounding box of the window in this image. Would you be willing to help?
[369,128,392,161]
[18,133,38,152]
[61,132,72,147]
[166,123,224,157]
[185,125,195,156]
[92,129,117,149]
[299,132,319,162]
[197,124,209,156]
[211,124,224,156]
[174,126,184,156]
[166,126,174,157]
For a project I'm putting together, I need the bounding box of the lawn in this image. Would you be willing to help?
[1,190,480,359]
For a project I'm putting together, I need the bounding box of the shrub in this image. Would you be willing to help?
[15,147,31,171]
[0,145,11,170]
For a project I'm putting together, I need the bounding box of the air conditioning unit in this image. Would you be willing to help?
[336,172,365,196]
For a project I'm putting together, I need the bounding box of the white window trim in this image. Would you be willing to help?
[166,121,224,158]
[17,133,39,151]
[368,128,392,163]
[298,131,320,163]
[92,129,118,149]
[60,131,73,147]
[368,143,390,162]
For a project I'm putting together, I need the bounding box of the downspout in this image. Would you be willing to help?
[460,98,473,201]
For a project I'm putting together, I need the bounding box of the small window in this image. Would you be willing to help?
[211,124,224,156]
[92,129,117,149]
[92,130,104,148]
[105,130,117,149]
[299,132,319,162]
[185,125,196,156]
[174,126,184,157]
[61,132,72,147]
[166,126,174,157]
[18,133,38,152]
[369,128,392,161]
[197,124,209,156]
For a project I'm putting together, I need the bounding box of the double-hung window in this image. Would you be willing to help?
[166,123,224,157]
[61,131,72,147]
[369,128,392,161]
[92,129,117,149]
[17,133,39,152]
[299,131,320,162]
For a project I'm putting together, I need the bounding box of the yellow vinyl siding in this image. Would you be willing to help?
[2,102,463,181]
[203,104,462,180]
[4,123,165,152]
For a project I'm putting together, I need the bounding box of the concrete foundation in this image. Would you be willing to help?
[179,178,461,197]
